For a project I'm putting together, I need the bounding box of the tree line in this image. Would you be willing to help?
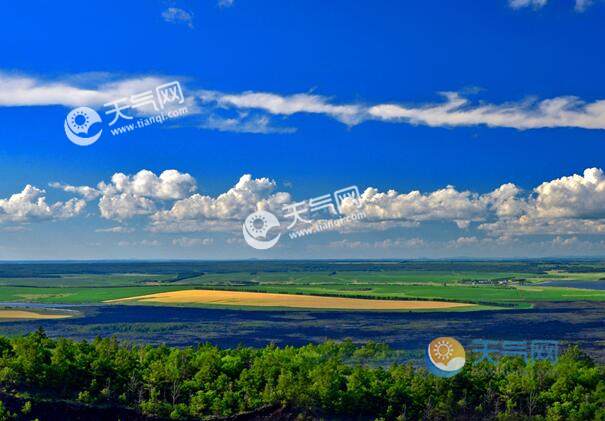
[0,329,603,420]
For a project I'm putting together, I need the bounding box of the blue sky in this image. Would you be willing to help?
[1,0,605,259]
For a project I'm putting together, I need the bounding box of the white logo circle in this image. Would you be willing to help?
[242,210,281,250]
[64,106,103,146]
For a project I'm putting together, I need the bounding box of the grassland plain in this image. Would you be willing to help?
[220,283,605,304]
[0,285,188,303]
[0,273,174,287]
[1,261,605,311]
[173,270,545,285]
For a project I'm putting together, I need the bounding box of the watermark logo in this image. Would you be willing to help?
[426,337,561,377]
[469,338,560,363]
[64,81,188,146]
[64,107,103,146]
[426,337,466,377]
[242,210,281,250]
[242,185,366,250]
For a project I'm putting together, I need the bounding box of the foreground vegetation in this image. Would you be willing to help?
[0,330,604,420]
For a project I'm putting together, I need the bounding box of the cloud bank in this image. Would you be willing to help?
[6,167,605,256]
[0,185,86,224]
[39,167,605,241]
[509,0,594,11]
[3,71,605,132]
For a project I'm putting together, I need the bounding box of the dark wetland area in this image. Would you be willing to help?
[1,301,604,361]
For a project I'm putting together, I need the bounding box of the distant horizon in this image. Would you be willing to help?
[0,256,604,263]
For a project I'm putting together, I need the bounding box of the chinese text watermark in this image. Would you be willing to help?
[64,81,189,146]
[242,185,367,250]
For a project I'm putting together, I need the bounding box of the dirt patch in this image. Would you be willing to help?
[0,310,71,320]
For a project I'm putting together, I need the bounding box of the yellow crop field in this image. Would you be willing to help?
[109,289,474,310]
[0,310,71,320]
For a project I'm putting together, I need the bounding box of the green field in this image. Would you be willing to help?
[0,273,174,288]
[0,285,187,303]
[219,283,605,306]
[177,270,538,285]
[0,261,604,309]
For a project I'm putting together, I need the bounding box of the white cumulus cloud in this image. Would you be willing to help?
[0,185,86,224]
[161,7,194,29]
[44,167,605,241]
[150,174,291,232]
[97,169,196,220]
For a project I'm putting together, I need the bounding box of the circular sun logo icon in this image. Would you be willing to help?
[426,337,466,377]
[246,214,269,237]
[242,210,281,250]
[432,339,454,362]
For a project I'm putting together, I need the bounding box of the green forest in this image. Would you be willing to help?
[0,330,603,420]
